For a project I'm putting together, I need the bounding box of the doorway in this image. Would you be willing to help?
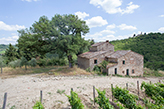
[126,69,129,76]
[115,68,117,74]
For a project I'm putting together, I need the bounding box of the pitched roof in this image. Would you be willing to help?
[91,42,105,47]
[107,50,131,58]
[91,41,114,47]
[78,50,108,59]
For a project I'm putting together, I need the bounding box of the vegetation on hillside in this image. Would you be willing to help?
[110,33,164,71]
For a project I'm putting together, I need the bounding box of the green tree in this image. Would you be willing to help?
[17,14,90,68]
[50,14,89,67]
[5,43,18,64]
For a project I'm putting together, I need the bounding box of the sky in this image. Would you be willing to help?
[0,0,164,44]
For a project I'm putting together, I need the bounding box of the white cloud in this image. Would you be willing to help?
[158,27,164,32]
[85,16,108,28]
[100,30,115,34]
[75,12,89,20]
[122,2,139,14]
[89,0,139,14]
[22,0,39,2]
[118,24,137,30]
[0,35,19,44]
[159,15,164,17]
[106,24,116,29]
[0,21,25,31]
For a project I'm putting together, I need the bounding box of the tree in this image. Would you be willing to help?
[50,14,89,67]
[5,44,18,64]
[17,14,90,68]
[17,16,52,60]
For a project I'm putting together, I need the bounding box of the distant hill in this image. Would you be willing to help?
[0,44,9,54]
[0,44,17,54]
[110,32,164,71]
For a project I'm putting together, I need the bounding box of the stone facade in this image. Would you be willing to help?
[107,51,143,76]
[77,40,144,76]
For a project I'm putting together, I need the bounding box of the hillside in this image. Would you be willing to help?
[110,32,164,71]
[0,44,9,54]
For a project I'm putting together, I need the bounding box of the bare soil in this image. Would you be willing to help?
[0,74,163,109]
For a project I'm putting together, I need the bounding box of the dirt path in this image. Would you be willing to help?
[0,74,163,109]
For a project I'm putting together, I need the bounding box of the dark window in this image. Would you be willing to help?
[132,69,135,73]
[122,71,124,74]
[94,59,97,64]
[123,60,125,64]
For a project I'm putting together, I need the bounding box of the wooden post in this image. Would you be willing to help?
[137,81,139,96]
[159,80,161,83]
[126,83,128,90]
[111,84,113,101]
[2,93,7,109]
[40,90,42,103]
[150,81,151,84]
[93,86,95,105]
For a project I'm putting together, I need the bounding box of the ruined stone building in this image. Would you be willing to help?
[77,40,144,76]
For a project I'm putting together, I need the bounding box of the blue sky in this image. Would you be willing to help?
[0,0,164,44]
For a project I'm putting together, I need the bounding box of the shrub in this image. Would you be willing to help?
[29,58,37,67]
[37,58,46,67]
[93,65,101,72]
[8,59,21,68]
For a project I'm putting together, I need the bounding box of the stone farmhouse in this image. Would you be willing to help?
[77,40,144,76]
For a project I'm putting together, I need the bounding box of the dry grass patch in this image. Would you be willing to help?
[0,65,92,78]
[50,66,92,76]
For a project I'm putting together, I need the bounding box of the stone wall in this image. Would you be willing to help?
[90,42,114,52]
[114,51,143,76]
[77,57,90,70]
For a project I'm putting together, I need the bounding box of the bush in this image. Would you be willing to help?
[29,58,37,67]
[37,58,47,67]
[93,65,101,72]
[8,59,21,68]
[86,67,91,72]
[46,57,68,66]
